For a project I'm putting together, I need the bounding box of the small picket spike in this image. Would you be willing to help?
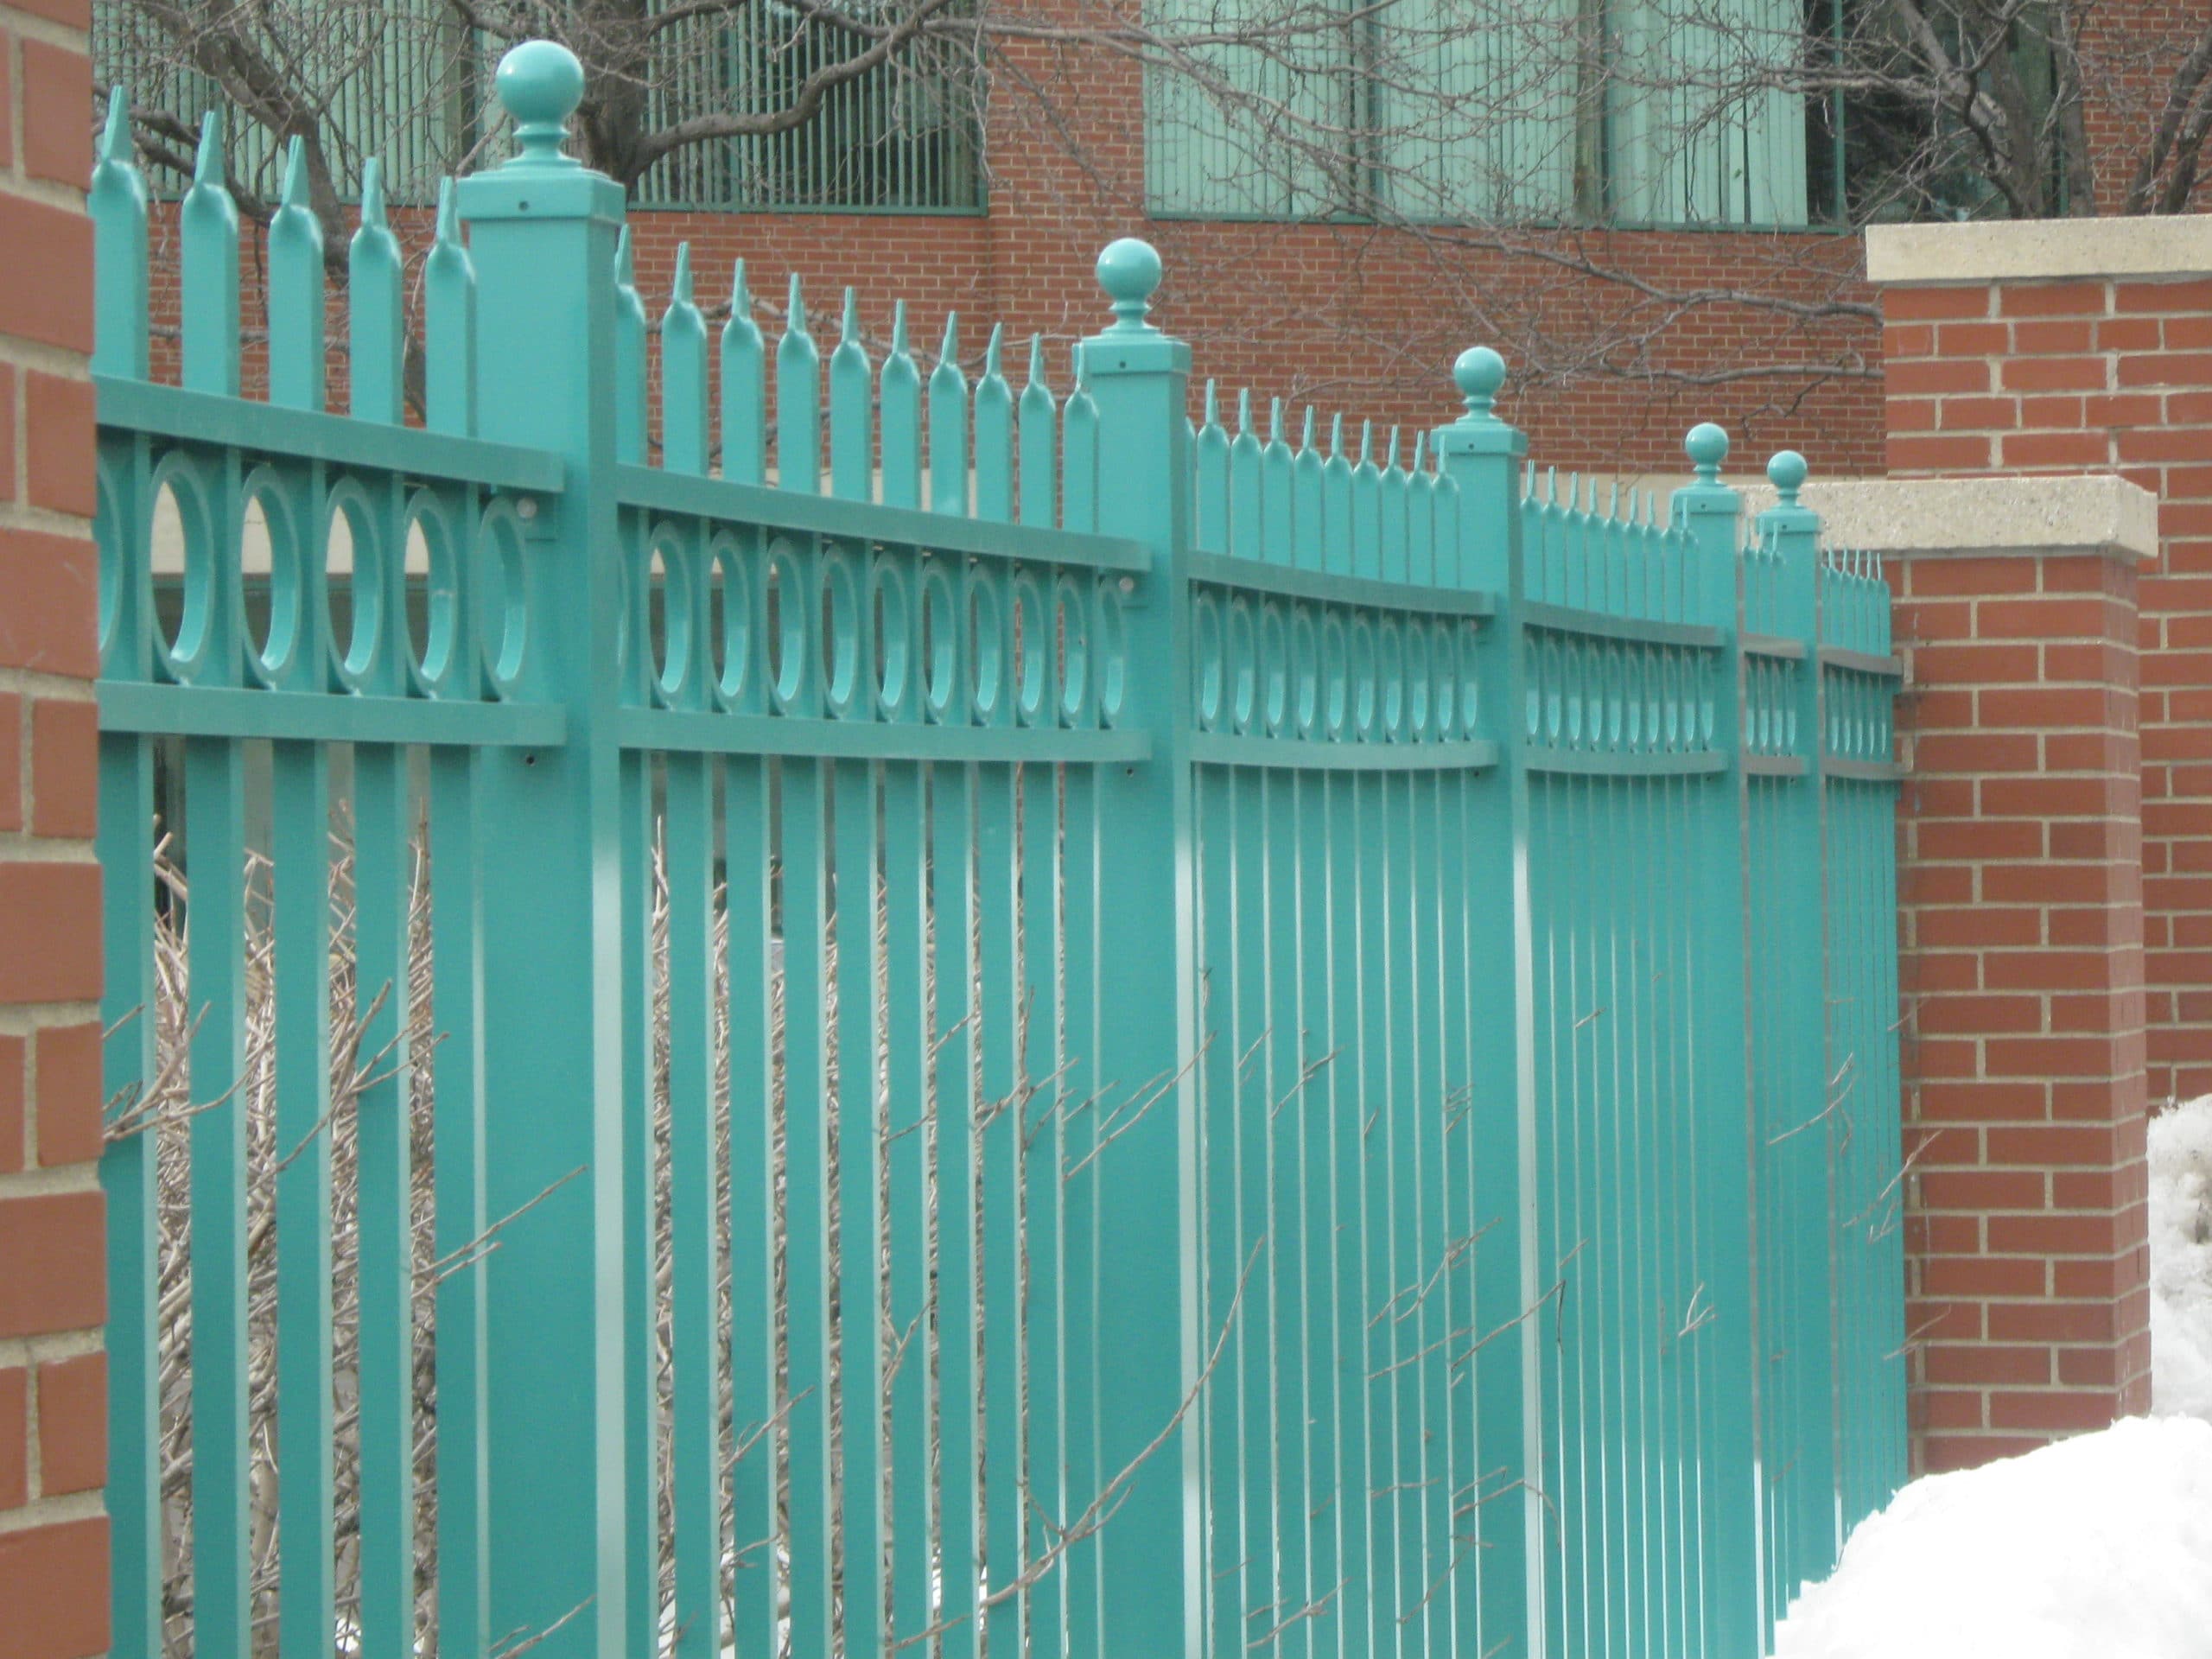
[775,271,821,493]
[879,302,922,510]
[1229,389,1263,561]
[1236,388,1253,436]
[1385,424,1401,474]
[1195,377,1231,552]
[1410,431,1426,473]
[91,86,150,381]
[830,286,873,501]
[1270,398,1286,446]
[346,159,404,424]
[423,178,475,437]
[1017,332,1057,529]
[266,137,325,412]
[662,244,710,476]
[180,110,240,397]
[1330,413,1346,458]
[927,312,967,517]
[721,259,766,485]
[975,321,1014,522]
[1063,340,1099,532]
[612,227,648,463]
[1301,408,1318,453]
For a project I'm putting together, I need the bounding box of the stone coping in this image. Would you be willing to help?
[1739,474,2160,563]
[1865,216,2212,285]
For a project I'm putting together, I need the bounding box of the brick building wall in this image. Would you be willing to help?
[0,0,111,1654]
[1872,219,2212,1107]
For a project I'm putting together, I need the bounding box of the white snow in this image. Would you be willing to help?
[1769,1094,2212,1659]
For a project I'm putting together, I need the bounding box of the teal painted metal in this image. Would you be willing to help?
[90,41,1904,1659]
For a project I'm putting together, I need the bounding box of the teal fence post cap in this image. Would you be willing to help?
[1685,422,1731,484]
[1453,346,1506,418]
[1766,448,1808,506]
[496,40,586,168]
[1096,238,1161,333]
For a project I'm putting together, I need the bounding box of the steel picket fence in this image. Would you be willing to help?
[87,40,1907,1659]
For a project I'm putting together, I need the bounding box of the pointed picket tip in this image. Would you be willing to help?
[1269,398,1285,445]
[731,257,753,316]
[1202,378,1219,425]
[1026,332,1047,390]
[891,300,910,355]
[1357,419,1374,467]
[359,156,388,227]
[99,86,132,166]
[840,285,860,341]
[1384,425,1401,471]
[1300,407,1317,450]
[1544,466,1559,504]
[1410,431,1427,472]
[614,225,636,286]
[435,176,461,246]
[275,137,309,209]
[984,322,1004,378]
[672,243,695,304]
[938,311,958,363]
[785,271,809,337]
[1329,413,1345,457]
[1071,340,1087,386]
[192,109,224,185]
[1236,388,1253,435]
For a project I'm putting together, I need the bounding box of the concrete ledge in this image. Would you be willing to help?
[1866,216,2212,285]
[1745,474,2161,562]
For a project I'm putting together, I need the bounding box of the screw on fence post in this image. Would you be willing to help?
[1077,235,1204,1655]
[1670,421,1764,1652]
[453,39,634,1659]
[1429,343,1539,1650]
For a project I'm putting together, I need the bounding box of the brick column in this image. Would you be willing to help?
[0,2,111,1654]
[1800,475,2158,1472]
[1869,219,2212,1105]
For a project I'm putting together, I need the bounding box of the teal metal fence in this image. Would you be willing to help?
[89,40,1905,1659]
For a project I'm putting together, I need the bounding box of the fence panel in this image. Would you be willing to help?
[87,40,1904,1659]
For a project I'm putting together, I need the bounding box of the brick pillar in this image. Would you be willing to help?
[0,2,111,1654]
[1800,474,2159,1472]
[1869,219,2212,1105]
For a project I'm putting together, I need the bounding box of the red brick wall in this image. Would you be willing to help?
[0,0,111,1652]
[1890,546,2154,1470]
[1882,263,2212,1105]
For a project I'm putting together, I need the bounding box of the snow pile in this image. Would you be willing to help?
[2151,1093,2212,1421]
[1769,1414,2212,1659]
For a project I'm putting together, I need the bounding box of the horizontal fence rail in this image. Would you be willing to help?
[88,40,1906,1659]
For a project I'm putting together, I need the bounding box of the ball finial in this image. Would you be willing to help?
[1096,238,1162,331]
[1452,346,1507,418]
[496,41,585,166]
[1766,448,1808,505]
[1684,422,1731,485]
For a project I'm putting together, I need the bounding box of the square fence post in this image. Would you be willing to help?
[1671,427,1764,1654]
[1431,348,1539,1656]
[453,45,632,1657]
[1077,240,1205,1658]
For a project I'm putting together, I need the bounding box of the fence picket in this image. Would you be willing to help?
[976,325,1014,522]
[779,275,821,493]
[830,287,873,501]
[930,315,968,517]
[425,181,476,437]
[267,140,324,412]
[350,161,404,424]
[722,261,766,484]
[180,113,238,396]
[1019,336,1057,530]
[881,303,922,509]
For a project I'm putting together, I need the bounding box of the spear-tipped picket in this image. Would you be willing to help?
[721,261,766,486]
[1063,342,1098,533]
[1293,407,1325,569]
[266,137,325,412]
[829,287,873,501]
[927,314,966,517]
[662,245,709,475]
[91,86,150,380]
[1407,431,1437,586]
[880,302,921,510]
[1376,423,1407,583]
[776,273,819,493]
[343,159,402,423]
[1195,378,1229,553]
[180,111,240,397]
[975,323,1013,522]
[424,179,476,437]
[1017,334,1056,530]
[1261,397,1294,563]
[1323,413,1354,576]
[1230,388,1262,562]
[613,228,647,464]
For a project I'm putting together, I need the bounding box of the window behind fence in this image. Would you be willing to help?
[92,0,985,212]
[1144,0,1821,228]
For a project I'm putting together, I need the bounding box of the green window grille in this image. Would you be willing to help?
[92,0,982,213]
[638,1,984,211]
[1145,0,1820,228]
[92,0,480,205]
